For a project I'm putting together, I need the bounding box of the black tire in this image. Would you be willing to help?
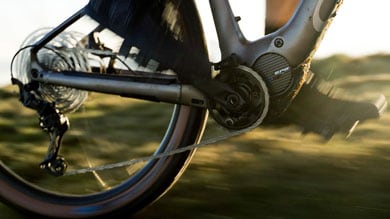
[0,0,207,218]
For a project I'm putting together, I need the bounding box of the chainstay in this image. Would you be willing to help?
[64,121,258,176]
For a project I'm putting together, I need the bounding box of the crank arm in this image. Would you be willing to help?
[31,70,207,108]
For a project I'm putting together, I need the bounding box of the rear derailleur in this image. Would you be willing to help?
[13,79,69,176]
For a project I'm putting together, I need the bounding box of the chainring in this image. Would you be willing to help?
[209,65,270,130]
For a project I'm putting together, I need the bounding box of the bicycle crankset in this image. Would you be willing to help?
[208,65,270,130]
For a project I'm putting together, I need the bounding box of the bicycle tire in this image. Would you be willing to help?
[0,0,208,218]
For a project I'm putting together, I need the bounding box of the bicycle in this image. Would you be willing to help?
[0,0,387,218]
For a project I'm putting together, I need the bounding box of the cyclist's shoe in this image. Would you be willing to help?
[276,73,388,140]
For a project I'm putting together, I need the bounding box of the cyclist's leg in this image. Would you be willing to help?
[87,0,209,74]
[265,0,299,34]
[86,0,220,97]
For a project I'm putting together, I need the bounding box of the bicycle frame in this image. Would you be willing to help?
[27,0,342,108]
[211,0,341,66]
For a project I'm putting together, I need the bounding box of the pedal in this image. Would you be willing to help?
[373,94,388,116]
[277,74,388,140]
[343,94,387,138]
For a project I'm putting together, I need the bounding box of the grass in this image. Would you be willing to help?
[132,116,390,218]
[1,54,389,218]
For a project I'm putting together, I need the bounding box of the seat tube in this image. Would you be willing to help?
[209,0,247,60]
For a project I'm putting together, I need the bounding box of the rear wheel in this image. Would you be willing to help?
[0,0,208,218]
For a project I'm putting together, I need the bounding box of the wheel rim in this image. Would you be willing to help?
[0,0,207,217]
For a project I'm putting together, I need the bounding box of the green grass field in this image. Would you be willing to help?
[0,54,389,219]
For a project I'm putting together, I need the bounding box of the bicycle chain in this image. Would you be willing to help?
[47,48,269,176]
[64,123,257,176]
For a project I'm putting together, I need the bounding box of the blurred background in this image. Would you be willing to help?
[0,0,389,218]
[2,0,390,84]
